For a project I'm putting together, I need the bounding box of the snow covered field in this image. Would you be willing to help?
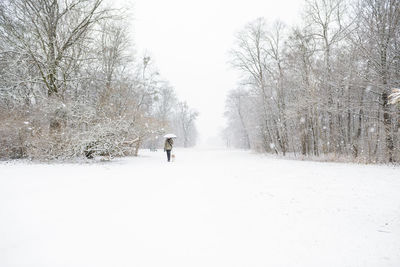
[1,148,399,267]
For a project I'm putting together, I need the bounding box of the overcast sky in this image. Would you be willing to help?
[129,0,303,145]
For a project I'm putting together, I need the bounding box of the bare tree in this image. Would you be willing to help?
[0,0,109,98]
[356,0,400,162]
[175,102,198,148]
[225,88,252,149]
[225,0,400,163]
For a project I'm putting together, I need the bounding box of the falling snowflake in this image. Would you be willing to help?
[269,143,275,149]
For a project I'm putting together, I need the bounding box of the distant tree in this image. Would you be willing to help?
[176,102,198,148]
[225,88,252,149]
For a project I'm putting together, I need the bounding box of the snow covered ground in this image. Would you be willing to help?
[1,148,399,267]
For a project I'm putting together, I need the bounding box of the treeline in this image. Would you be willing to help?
[0,0,197,160]
[224,0,400,163]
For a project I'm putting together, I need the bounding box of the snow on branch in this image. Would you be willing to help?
[389,88,400,105]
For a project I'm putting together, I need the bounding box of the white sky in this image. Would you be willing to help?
[129,0,303,145]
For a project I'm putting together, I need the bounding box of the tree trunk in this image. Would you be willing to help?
[382,91,394,162]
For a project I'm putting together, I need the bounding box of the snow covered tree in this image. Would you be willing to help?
[0,1,198,160]
[225,0,400,163]
[174,102,198,148]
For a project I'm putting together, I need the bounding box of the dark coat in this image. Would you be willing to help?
[164,138,173,150]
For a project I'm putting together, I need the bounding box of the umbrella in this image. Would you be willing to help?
[164,133,177,138]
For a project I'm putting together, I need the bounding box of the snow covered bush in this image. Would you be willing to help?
[0,110,29,159]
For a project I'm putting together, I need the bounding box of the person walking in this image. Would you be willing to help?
[164,138,174,162]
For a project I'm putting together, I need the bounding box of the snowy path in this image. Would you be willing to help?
[1,149,400,267]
